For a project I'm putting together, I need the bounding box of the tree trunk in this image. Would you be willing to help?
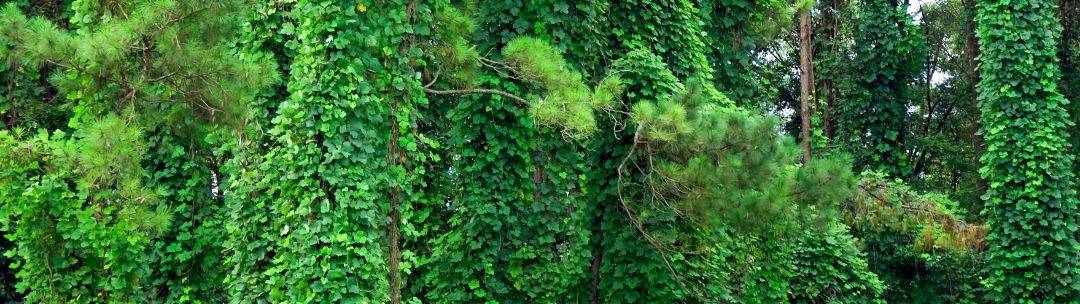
[821,0,843,141]
[962,0,986,192]
[799,6,815,163]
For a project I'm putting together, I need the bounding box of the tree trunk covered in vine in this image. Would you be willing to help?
[976,0,1079,301]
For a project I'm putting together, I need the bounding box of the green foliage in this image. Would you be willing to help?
[222,0,434,301]
[503,37,622,138]
[415,4,601,301]
[844,172,987,303]
[469,0,610,78]
[627,74,852,234]
[976,0,1080,301]
[594,48,868,302]
[588,49,700,303]
[604,0,712,80]
[431,5,480,86]
[811,0,850,138]
[0,0,276,127]
[143,128,228,302]
[2,0,1074,303]
[0,0,274,302]
[786,223,885,304]
[419,76,592,302]
[428,20,623,139]
[77,115,151,195]
[848,172,986,252]
[697,0,793,103]
[0,1,72,131]
[841,0,925,177]
[857,227,986,303]
[499,34,579,84]
[216,1,294,302]
[0,121,161,303]
[0,61,67,131]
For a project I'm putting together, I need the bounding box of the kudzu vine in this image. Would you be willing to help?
[844,0,924,177]
[976,0,1079,301]
[3,0,1061,303]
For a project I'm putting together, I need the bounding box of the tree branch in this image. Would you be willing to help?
[422,87,532,107]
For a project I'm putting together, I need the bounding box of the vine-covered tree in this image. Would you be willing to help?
[975,0,1079,301]
[843,0,924,177]
[0,0,1074,303]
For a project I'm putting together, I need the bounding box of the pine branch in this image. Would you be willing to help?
[423,64,442,89]
[615,124,690,291]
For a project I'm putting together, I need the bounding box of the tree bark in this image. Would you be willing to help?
[962,0,987,192]
[799,6,815,163]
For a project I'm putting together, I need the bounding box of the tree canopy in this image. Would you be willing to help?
[0,0,1075,303]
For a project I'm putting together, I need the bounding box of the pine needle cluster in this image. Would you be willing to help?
[615,50,854,234]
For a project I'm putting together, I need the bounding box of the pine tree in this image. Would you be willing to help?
[0,0,273,301]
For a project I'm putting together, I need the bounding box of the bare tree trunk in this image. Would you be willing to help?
[962,0,987,192]
[799,6,815,163]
